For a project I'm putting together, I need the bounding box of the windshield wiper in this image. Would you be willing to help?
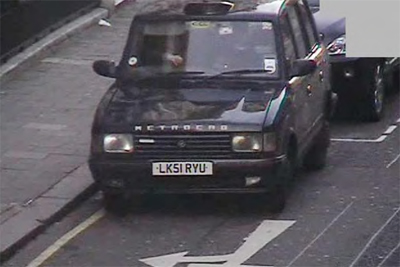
[205,69,270,80]
[127,71,206,83]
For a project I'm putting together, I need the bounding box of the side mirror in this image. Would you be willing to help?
[92,60,117,78]
[290,59,317,77]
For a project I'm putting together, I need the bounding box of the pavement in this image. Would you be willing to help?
[0,0,189,262]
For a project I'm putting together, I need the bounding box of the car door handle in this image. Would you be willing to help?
[306,84,312,96]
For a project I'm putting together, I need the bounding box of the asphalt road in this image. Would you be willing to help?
[3,94,400,267]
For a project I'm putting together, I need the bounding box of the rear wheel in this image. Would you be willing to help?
[303,121,330,171]
[361,63,385,122]
[392,67,400,92]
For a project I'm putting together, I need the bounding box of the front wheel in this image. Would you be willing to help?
[303,121,330,171]
[267,145,296,213]
[267,184,287,213]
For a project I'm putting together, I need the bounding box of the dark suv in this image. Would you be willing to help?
[89,0,333,214]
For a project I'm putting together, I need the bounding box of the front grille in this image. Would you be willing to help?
[133,134,233,159]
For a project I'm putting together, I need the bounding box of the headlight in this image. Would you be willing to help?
[327,34,346,54]
[232,134,262,152]
[103,134,134,153]
[232,133,276,152]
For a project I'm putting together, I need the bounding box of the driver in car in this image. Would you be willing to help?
[163,52,184,67]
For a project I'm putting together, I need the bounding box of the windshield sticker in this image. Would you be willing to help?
[263,58,276,73]
[219,26,233,35]
[190,21,211,28]
[128,56,137,66]
[262,22,273,30]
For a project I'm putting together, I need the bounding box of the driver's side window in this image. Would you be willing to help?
[286,5,308,59]
[279,13,296,67]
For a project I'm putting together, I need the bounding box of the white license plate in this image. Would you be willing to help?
[152,162,213,176]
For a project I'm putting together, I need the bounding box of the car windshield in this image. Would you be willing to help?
[127,19,279,78]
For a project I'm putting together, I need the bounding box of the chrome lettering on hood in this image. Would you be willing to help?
[134,124,229,131]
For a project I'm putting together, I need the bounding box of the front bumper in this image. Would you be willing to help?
[89,156,285,195]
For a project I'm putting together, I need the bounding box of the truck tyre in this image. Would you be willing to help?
[361,63,385,122]
[303,121,330,171]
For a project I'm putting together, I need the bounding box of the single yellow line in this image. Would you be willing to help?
[26,209,105,267]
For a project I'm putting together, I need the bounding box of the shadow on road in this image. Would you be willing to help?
[107,193,286,219]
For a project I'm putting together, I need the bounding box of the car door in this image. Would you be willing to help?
[295,1,327,128]
[280,6,313,146]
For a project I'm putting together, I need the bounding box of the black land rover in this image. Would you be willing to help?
[89,0,333,214]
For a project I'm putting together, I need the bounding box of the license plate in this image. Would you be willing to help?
[152,162,213,176]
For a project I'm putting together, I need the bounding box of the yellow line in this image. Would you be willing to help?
[26,209,105,267]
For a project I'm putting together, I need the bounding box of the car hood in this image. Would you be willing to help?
[313,10,345,46]
[103,80,285,133]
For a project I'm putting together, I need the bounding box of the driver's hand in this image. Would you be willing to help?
[165,53,183,66]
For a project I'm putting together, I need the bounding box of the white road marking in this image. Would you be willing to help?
[376,241,400,267]
[141,252,232,267]
[388,58,398,65]
[349,207,400,267]
[140,220,296,267]
[25,209,105,267]
[115,0,125,5]
[386,153,400,168]
[188,265,271,267]
[383,125,397,135]
[286,201,354,267]
[221,220,296,266]
[98,19,112,27]
[330,135,387,143]
[331,116,399,143]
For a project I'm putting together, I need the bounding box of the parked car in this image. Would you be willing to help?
[88,0,333,214]
[308,0,399,121]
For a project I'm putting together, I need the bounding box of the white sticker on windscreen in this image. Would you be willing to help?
[262,22,273,30]
[263,58,276,73]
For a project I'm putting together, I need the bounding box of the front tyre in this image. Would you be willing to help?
[303,121,330,171]
[267,145,296,213]
[267,184,287,214]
